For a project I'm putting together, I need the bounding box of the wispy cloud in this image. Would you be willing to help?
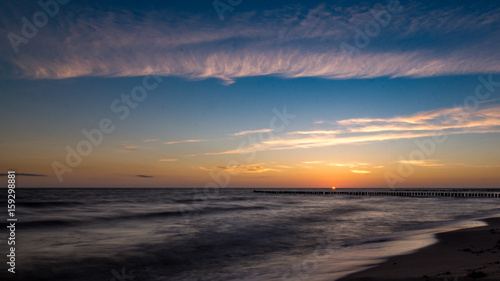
[164,139,207,145]
[121,146,138,150]
[329,162,374,168]
[398,159,445,167]
[350,170,372,174]
[199,164,278,173]
[3,3,500,82]
[136,175,153,178]
[329,163,348,167]
[395,159,496,168]
[303,161,324,164]
[329,162,383,175]
[199,104,500,155]
[232,128,272,136]
[288,130,341,135]
[159,159,178,162]
[199,132,437,155]
[337,104,500,133]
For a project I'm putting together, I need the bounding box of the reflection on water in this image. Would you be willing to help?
[6,188,500,281]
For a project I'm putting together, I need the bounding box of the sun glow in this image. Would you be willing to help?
[331,186,336,190]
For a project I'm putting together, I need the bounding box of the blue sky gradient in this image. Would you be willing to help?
[1,0,499,187]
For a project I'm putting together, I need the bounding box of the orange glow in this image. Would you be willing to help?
[331,186,336,190]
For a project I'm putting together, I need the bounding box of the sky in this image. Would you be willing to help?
[0,0,499,188]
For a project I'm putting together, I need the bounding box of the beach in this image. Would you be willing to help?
[339,217,500,281]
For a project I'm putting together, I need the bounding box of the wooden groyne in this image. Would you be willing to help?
[253,189,500,198]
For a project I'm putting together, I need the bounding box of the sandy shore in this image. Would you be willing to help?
[339,217,500,281]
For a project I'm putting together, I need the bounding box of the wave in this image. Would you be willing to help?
[20,205,268,229]
[18,201,84,208]
[21,219,78,228]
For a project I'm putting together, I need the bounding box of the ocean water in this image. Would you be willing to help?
[2,188,500,281]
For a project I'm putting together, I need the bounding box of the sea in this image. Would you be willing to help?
[2,188,500,281]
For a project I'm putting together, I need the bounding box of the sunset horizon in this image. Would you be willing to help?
[2,0,500,189]
[2,1,500,280]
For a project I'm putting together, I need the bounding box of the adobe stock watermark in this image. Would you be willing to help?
[51,72,164,182]
[178,106,296,221]
[7,0,70,54]
[385,74,500,188]
[213,0,243,21]
[340,0,403,61]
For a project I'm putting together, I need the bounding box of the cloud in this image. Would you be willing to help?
[3,3,500,82]
[329,162,383,173]
[199,104,500,155]
[232,128,273,136]
[350,170,372,174]
[199,164,278,173]
[296,164,314,169]
[337,103,500,133]
[303,161,324,164]
[288,130,341,135]
[395,159,496,168]
[243,165,277,173]
[198,166,212,172]
[329,163,348,167]
[159,159,178,162]
[164,139,207,145]
[0,173,47,177]
[329,162,374,168]
[136,175,153,178]
[398,159,445,167]
[121,146,138,150]
[199,131,436,155]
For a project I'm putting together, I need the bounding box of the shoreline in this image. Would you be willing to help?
[338,217,500,281]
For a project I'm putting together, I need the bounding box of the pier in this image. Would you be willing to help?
[253,189,500,198]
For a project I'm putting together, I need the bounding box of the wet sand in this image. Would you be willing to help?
[339,217,500,281]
